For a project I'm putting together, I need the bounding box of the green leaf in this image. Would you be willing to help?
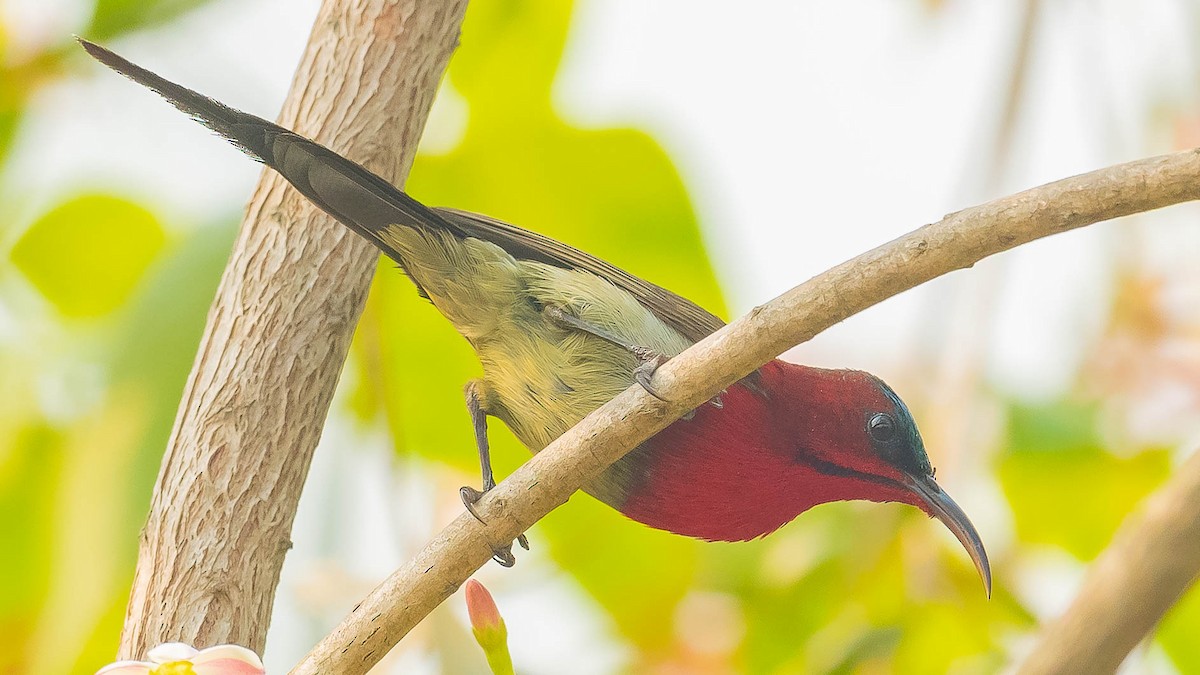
[447,0,574,110]
[70,583,131,675]
[0,424,64,673]
[11,194,166,318]
[1158,580,1200,671]
[110,218,235,388]
[541,495,700,650]
[0,100,21,171]
[892,601,998,673]
[85,0,216,41]
[0,25,31,169]
[997,402,1171,560]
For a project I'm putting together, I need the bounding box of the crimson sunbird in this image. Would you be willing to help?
[81,40,990,594]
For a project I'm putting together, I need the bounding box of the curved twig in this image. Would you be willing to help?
[291,149,1200,674]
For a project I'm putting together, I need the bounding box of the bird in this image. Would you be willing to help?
[80,39,990,595]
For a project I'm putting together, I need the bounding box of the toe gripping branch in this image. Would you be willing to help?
[543,304,726,412]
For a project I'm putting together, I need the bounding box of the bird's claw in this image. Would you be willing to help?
[459,485,488,524]
[710,390,726,409]
[631,351,725,411]
[543,304,676,402]
[488,530,531,566]
[460,484,530,566]
[491,545,517,567]
[631,348,669,401]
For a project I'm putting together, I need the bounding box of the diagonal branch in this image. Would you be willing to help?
[117,0,468,659]
[291,149,1200,674]
[1016,445,1200,674]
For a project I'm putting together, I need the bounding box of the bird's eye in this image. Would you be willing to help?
[867,413,897,443]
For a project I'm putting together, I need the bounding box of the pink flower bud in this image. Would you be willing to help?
[465,579,504,635]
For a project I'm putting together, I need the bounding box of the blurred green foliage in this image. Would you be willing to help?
[12,195,165,317]
[85,0,214,41]
[0,425,63,675]
[1160,580,1200,669]
[1,194,236,673]
[0,0,1197,673]
[998,402,1171,561]
[0,7,237,670]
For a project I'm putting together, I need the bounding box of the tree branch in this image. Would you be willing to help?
[117,0,467,659]
[290,149,1200,673]
[1016,445,1200,673]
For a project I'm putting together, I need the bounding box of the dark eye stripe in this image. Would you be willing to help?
[793,449,905,492]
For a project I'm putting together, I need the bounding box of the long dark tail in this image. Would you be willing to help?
[79,39,465,259]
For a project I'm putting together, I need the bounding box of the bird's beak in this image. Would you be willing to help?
[903,473,991,598]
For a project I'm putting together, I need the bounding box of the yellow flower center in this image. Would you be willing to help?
[151,662,197,675]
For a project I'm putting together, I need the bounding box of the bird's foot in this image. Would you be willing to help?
[709,390,726,409]
[541,304,723,410]
[630,347,670,400]
[629,347,725,411]
[630,349,725,420]
[543,305,671,399]
[459,485,530,567]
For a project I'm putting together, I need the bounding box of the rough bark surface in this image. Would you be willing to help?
[118,0,468,659]
[1017,446,1200,675]
[289,148,1200,675]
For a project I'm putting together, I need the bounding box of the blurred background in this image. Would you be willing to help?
[2,0,1199,672]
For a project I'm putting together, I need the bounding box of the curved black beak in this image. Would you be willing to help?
[904,473,991,598]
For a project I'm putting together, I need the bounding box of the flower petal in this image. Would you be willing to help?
[94,661,154,675]
[148,643,200,664]
[190,658,266,675]
[191,645,265,672]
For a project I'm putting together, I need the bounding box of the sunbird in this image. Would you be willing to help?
[82,40,990,594]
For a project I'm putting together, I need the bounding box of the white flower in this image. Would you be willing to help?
[95,642,266,675]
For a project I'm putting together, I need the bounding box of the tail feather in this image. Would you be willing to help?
[78,38,462,260]
[82,39,734,345]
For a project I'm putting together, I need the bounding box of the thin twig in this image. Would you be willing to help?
[290,149,1200,674]
[1017,446,1200,674]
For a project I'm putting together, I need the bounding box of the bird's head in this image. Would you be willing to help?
[766,363,991,596]
[617,361,990,595]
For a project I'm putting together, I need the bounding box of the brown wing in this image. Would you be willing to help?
[434,208,726,344]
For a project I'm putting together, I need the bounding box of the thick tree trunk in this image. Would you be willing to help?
[117,0,468,659]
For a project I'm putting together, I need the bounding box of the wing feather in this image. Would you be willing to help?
[434,208,726,344]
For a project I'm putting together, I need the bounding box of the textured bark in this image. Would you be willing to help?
[290,149,1200,675]
[1017,445,1200,674]
[118,0,468,659]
